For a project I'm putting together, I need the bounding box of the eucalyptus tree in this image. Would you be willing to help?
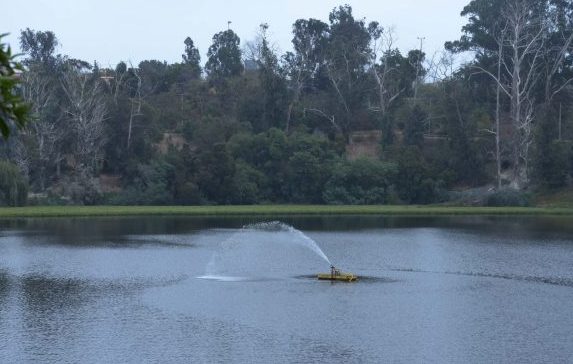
[19,28,58,69]
[137,60,172,95]
[447,0,512,188]
[323,5,373,135]
[182,37,202,79]
[252,24,288,131]
[205,29,243,80]
[500,1,547,187]
[367,25,418,135]
[283,18,329,131]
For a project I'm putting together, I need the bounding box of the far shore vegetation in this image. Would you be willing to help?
[1,205,573,218]
[3,2,573,209]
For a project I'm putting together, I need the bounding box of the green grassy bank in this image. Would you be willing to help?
[1,205,573,218]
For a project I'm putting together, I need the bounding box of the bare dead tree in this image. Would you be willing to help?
[20,67,64,190]
[494,34,504,189]
[287,50,350,135]
[284,43,322,133]
[473,0,546,188]
[505,0,545,188]
[368,27,407,121]
[325,64,351,116]
[323,32,360,135]
[477,26,507,190]
[426,50,458,85]
[127,62,143,151]
[284,20,330,133]
[244,24,280,64]
[413,37,425,101]
[112,67,128,105]
[60,67,107,176]
[285,61,304,133]
[9,138,31,180]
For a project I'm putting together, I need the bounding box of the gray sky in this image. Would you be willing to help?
[5,0,469,67]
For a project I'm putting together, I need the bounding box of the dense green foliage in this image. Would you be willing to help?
[2,1,573,206]
[323,158,397,205]
[0,34,29,138]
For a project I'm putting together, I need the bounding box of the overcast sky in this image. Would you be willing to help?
[5,0,469,67]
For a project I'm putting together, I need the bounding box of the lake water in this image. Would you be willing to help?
[0,215,572,363]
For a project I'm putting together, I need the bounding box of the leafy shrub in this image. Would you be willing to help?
[323,158,397,205]
[108,160,175,205]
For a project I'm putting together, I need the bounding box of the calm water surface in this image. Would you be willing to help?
[0,215,572,363]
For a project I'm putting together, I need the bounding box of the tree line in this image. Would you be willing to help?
[1,0,573,206]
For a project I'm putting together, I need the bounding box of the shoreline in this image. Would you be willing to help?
[1,205,573,218]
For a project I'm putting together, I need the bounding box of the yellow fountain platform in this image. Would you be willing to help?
[317,267,358,282]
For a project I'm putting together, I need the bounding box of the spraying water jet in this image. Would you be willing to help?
[205,222,331,278]
[203,221,357,281]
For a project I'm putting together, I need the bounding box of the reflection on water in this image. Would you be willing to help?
[0,215,572,363]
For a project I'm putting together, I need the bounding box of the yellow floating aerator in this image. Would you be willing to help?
[317,266,358,282]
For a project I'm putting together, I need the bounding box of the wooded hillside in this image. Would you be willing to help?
[2,0,573,206]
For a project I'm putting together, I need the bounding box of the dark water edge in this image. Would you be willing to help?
[2,213,573,232]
